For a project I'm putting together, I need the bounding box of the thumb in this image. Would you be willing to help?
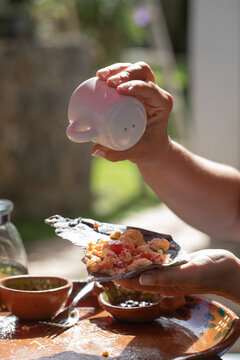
[139,268,178,287]
[139,264,200,296]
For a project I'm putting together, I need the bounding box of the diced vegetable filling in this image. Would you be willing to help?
[83,229,171,276]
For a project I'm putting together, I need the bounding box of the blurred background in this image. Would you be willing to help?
[0,0,189,240]
[0,0,240,277]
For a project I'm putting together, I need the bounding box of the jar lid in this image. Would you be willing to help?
[0,199,14,216]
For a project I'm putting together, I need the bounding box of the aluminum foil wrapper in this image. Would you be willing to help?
[45,215,189,282]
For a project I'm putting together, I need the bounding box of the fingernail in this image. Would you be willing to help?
[108,79,118,85]
[108,76,120,85]
[140,272,154,285]
[118,84,133,91]
[97,68,110,77]
[91,149,106,158]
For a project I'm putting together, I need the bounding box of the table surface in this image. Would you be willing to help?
[0,308,229,360]
[0,283,239,360]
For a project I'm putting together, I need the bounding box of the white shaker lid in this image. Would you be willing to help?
[104,98,147,151]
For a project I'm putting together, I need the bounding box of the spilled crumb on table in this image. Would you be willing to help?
[102,350,109,357]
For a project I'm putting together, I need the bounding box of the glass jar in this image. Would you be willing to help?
[0,199,28,278]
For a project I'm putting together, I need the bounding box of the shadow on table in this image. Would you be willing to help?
[89,315,198,360]
[36,352,107,360]
[36,351,223,360]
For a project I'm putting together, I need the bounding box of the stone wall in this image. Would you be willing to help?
[0,40,93,219]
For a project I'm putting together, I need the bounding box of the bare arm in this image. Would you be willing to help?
[92,61,240,241]
[138,141,240,241]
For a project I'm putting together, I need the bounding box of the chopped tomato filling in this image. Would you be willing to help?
[139,253,152,261]
[93,221,99,229]
[115,260,125,269]
[84,229,171,276]
[108,240,123,255]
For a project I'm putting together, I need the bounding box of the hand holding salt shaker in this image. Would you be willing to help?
[66,77,147,151]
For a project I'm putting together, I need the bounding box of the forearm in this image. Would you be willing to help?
[138,141,240,240]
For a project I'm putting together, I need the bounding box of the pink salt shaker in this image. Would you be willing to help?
[66,77,147,151]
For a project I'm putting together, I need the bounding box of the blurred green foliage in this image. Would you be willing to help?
[0,0,148,67]
[152,59,188,93]
[0,0,188,58]
[91,157,159,218]
[30,0,70,24]
[75,0,148,67]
